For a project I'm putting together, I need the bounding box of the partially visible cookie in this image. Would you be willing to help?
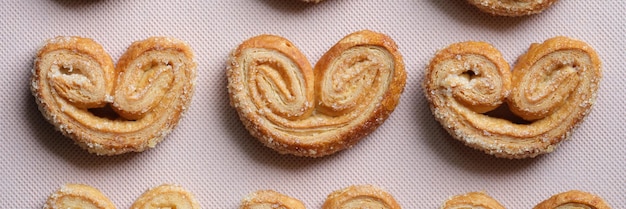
[534,190,611,209]
[299,0,324,3]
[322,185,401,209]
[131,184,200,209]
[240,190,306,209]
[44,184,116,209]
[466,0,559,16]
[440,192,505,209]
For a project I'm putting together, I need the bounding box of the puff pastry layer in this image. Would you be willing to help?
[467,0,559,16]
[322,185,401,209]
[240,190,306,209]
[31,36,196,155]
[227,30,406,157]
[424,36,601,158]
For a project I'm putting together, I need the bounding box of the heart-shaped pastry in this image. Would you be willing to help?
[44,184,200,209]
[227,30,406,157]
[441,191,611,209]
[31,36,196,155]
[466,0,559,16]
[423,36,601,159]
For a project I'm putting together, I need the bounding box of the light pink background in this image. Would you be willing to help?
[1,0,624,208]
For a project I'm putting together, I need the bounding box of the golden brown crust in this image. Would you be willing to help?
[440,192,506,209]
[423,36,601,159]
[31,36,196,155]
[44,184,116,209]
[130,184,200,209]
[227,30,406,157]
[322,185,401,209]
[534,190,611,209]
[467,0,559,16]
[240,190,306,209]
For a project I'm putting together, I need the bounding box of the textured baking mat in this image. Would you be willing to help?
[1,0,624,208]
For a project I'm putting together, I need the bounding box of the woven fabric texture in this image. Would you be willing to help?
[1,0,624,208]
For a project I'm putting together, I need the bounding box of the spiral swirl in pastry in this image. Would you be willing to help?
[423,36,601,159]
[240,190,306,209]
[466,0,559,16]
[322,185,401,209]
[44,184,116,209]
[534,190,611,209]
[131,184,200,209]
[31,36,196,155]
[227,30,406,157]
[440,192,506,209]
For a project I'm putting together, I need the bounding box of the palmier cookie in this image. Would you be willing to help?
[323,185,401,209]
[534,190,611,209]
[31,36,196,155]
[424,36,601,158]
[44,184,116,209]
[440,192,505,209]
[227,30,406,157]
[240,190,306,209]
[467,0,559,16]
[131,184,200,209]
